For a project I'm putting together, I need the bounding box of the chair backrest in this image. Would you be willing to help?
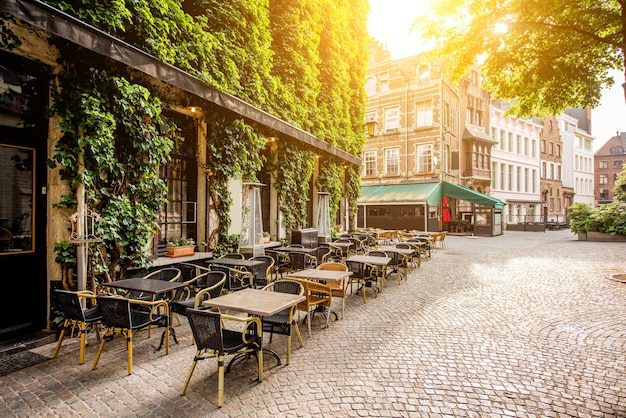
[346,260,364,279]
[251,255,274,278]
[96,296,133,329]
[220,253,245,260]
[365,250,387,258]
[178,263,204,282]
[317,262,348,271]
[210,264,250,292]
[264,279,304,296]
[145,267,182,282]
[315,246,331,264]
[54,289,87,321]
[186,308,224,352]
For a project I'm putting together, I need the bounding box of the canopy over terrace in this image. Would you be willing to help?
[358,181,505,232]
[3,0,361,166]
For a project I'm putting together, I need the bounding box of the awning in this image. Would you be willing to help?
[2,0,361,166]
[359,183,440,206]
[358,181,505,209]
[441,181,506,209]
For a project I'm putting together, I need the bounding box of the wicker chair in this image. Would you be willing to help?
[316,262,350,319]
[250,255,275,287]
[289,278,332,337]
[169,271,226,318]
[287,251,317,272]
[219,253,245,260]
[346,260,380,303]
[266,250,291,279]
[52,289,102,365]
[180,309,263,407]
[260,280,304,365]
[92,295,171,375]
[209,264,253,293]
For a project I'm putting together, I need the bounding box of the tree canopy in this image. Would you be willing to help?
[413,0,625,117]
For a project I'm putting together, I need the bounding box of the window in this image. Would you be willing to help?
[363,151,377,176]
[599,174,608,184]
[610,146,624,155]
[524,137,529,156]
[384,107,400,131]
[548,142,553,155]
[542,162,546,178]
[556,144,561,157]
[599,160,608,169]
[508,165,513,191]
[524,168,529,192]
[492,162,497,189]
[491,127,498,142]
[599,189,609,200]
[500,163,505,190]
[532,170,537,193]
[365,77,376,96]
[541,139,546,153]
[517,167,522,191]
[416,144,433,172]
[416,101,433,127]
[516,135,522,154]
[417,65,430,83]
[614,160,623,169]
[532,139,537,157]
[499,129,506,150]
[384,148,400,175]
[380,72,389,92]
[508,132,513,152]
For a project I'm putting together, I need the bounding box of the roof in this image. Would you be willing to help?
[463,126,497,143]
[359,181,506,209]
[3,0,361,166]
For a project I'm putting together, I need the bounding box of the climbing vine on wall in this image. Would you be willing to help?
[48,69,172,283]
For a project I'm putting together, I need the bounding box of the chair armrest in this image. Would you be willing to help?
[192,279,226,308]
[221,314,262,345]
[129,298,170,320]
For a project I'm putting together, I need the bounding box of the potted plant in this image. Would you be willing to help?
[263,231,270,243]
[166,238,195,257]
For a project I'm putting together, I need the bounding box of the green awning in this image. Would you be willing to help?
[441,181,506,209]
[359,183,440,206]
[359,181,506,209]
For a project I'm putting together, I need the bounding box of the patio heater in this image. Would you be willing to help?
[239,182,265,257]
[316,192,332,243]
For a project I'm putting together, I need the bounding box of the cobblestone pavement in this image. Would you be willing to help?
[2,230,625,417]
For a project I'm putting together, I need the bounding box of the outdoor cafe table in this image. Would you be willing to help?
[202,288,305,367]
[285,268,353,284]
[346,254,392,291]
[101,277,188,353]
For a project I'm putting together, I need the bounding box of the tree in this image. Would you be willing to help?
[414,0,624,117]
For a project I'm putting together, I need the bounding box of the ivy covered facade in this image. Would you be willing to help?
[0,0,367,340]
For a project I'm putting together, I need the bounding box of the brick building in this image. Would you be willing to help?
[594,132,626,205]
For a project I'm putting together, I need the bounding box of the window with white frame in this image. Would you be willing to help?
[416,100,433,127]
[524,137,529,156]
[380,72,389,92]
[517,167,522,191]
[500,163,505,190]
[524,168,529,192]
[416,144,433,173]
[363,150,377,177]
[532,169,537,193]
[599,174,608,184]
[532,139,537,157]
[384,107,400,131]
[508,165,513,190]
[365,77,377,96]
[384,148,400,175]
[500,129,506,150]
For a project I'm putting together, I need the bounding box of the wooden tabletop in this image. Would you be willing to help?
[202,288,305,317]
[346,255,392,266]
[286,269,353,283]
[378,246,416,255]
[102,277,187,295]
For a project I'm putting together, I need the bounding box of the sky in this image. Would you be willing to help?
[366,0,626,151]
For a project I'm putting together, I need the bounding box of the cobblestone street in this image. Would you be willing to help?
[2,230,625,417]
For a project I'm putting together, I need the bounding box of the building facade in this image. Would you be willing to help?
[489,101,542,228]
[559,112,594,208]
[594,132,626,205]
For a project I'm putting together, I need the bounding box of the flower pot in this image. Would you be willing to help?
[165,245,195,258]
[263,236,271,243]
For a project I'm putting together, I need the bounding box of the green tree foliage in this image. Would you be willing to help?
[614,167,626,202]
[414,0,625,117]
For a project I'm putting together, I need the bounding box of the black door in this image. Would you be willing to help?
[0,53,49,340]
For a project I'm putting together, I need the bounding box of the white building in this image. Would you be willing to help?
[559,113,595,206]
[490,102,543,226]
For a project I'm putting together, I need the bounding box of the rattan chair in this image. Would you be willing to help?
[92,295,171,375]
[250,255,275,287]
[169,271,226,318]
[209,264,253,292]
[52,289,102,365]
[287,251,317,272]
[261,280,304,365]
[219,253,245,260]
[180,309,263,407]
[266,250,291,279]
[289,278,332,337]
[346,260,380,303]
[316,262,350,319]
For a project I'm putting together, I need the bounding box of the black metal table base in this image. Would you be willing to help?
[226,348,281,373]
